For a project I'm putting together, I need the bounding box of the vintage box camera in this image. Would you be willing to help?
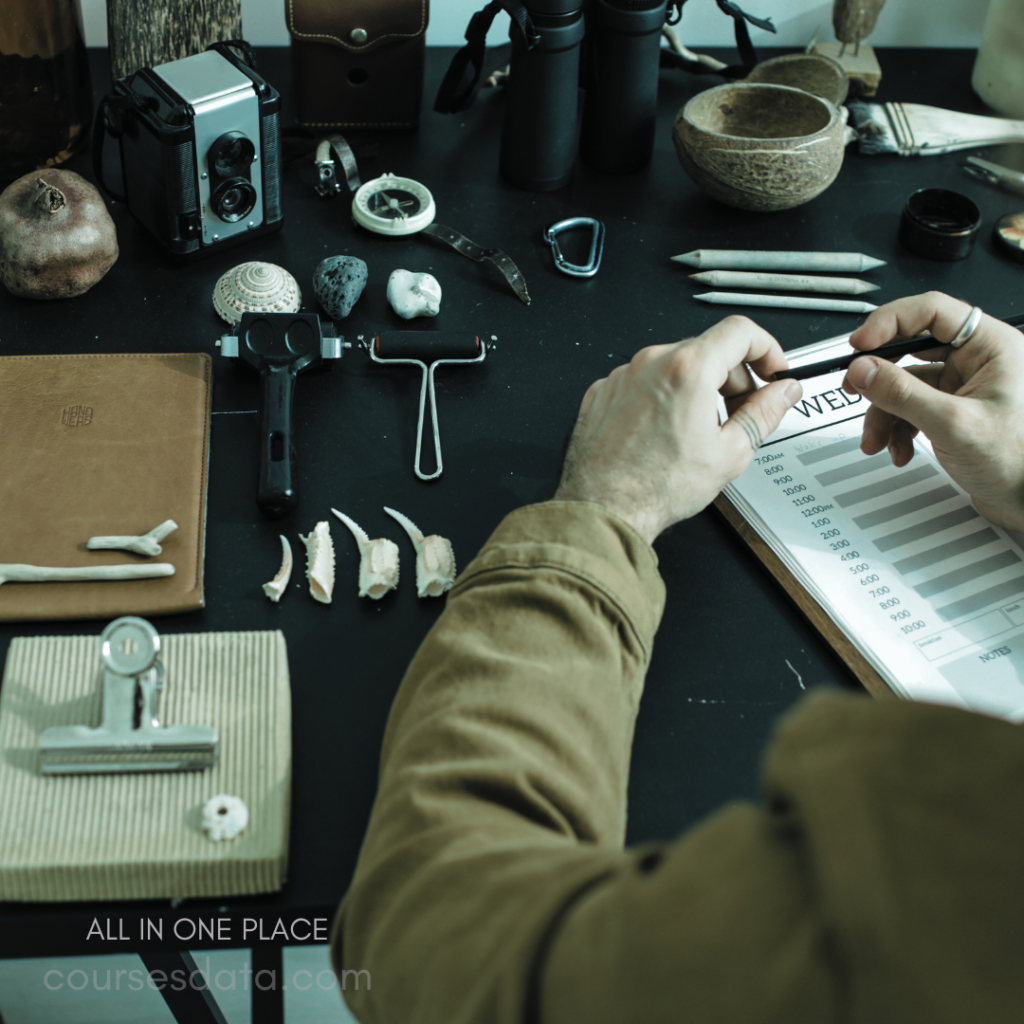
[100,44,282,261]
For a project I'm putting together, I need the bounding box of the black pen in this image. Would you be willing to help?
[772,313,1024,381]
[771,334,940,381]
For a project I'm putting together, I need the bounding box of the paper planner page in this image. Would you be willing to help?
[725,342,1024,721]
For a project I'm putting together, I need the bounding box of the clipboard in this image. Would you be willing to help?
[714,492,895,701]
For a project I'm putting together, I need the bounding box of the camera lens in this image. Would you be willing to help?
[211,177,257,222]
[210,132,256,178]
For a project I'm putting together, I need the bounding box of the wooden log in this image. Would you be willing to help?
[105,0,242,81]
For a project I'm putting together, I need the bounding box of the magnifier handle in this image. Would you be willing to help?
[257,363,298,519]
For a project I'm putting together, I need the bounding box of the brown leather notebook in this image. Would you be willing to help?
[0,353,212,621]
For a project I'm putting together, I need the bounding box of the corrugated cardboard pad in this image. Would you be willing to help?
[0,353,212,621]
[0,629,291,901]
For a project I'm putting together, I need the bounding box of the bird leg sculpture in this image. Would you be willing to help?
[812,0,886,96]
[833,0,886,55]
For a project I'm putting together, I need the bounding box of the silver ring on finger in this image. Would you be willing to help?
[951,305,983,348]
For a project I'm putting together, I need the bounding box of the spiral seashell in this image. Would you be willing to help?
[331,509,400,599]
[384,506,456,598]
[212,261,302,325]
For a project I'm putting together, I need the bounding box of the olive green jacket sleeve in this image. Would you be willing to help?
[333,501,1024,1024]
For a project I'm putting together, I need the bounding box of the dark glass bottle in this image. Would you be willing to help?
[0,0,93,186]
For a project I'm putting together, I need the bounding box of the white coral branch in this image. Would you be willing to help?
[87,519,178,557]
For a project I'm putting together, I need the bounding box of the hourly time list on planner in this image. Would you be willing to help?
[725,339,1024,720]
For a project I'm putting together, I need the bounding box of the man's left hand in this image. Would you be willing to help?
[554,315,802,543]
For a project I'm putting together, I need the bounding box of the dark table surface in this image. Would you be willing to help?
[2,43,1022,957]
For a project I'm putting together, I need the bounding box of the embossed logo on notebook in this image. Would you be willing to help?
[61,405,93,427]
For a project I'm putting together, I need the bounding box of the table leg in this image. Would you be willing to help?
[252,946,285,1024]
[139,951,229,1024]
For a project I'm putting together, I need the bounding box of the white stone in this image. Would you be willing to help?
[386,269,441,319]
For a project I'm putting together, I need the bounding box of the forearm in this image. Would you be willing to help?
[333,501,666,1024]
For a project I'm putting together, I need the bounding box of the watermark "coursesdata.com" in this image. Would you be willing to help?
[43,957,370,993]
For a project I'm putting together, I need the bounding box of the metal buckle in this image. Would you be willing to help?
[543,217,605,278]
[314,135,362,199]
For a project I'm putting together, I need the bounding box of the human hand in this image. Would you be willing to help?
[843,291,1024,532]
[553,316,803,544]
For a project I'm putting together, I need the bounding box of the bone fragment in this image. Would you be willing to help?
[331,509,400,600]
[0,563,175,585]
[383,506,456,598]
[263,535,294,602]
[299,521,335,604]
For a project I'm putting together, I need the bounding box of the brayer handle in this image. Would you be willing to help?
[257,364,298,519]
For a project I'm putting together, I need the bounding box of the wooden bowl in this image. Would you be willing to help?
[744,53,849,106]
[672,83,845,212]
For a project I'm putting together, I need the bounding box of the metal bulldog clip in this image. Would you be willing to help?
[39,617,218,775]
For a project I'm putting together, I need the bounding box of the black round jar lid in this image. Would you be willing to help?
[898,188,981,261]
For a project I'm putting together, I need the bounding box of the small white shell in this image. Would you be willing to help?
[213,262,302,325]
[262,534,293,602]
[201,794,249,842]
[384,506,456,598]
[331,509,400,600]
[299,521,335,603]
[386,269,441,319]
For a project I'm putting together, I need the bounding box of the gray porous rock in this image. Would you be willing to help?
[312,255,368,319]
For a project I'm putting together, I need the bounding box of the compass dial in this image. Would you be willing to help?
[367,189,421,219]
[352,174,436,236]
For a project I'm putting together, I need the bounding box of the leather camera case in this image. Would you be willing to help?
[286,0,428,129]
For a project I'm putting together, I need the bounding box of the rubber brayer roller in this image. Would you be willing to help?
[370,332,486,481]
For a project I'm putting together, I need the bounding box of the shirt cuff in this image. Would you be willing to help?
[452,501,667,659]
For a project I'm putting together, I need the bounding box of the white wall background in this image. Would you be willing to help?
[79,0,989,51]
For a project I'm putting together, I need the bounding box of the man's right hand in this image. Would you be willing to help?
[842,291,1024,532]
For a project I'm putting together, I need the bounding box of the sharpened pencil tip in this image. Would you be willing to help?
[671,251,700,266]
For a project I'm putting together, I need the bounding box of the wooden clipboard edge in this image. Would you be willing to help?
[714,493,897,702]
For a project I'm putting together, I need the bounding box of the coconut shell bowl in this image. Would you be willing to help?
[672,82,845,212]
[743,53,849,107]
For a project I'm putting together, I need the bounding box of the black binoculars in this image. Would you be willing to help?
[437,0,669,191]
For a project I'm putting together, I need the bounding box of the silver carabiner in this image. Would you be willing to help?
[543,217,605,277]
